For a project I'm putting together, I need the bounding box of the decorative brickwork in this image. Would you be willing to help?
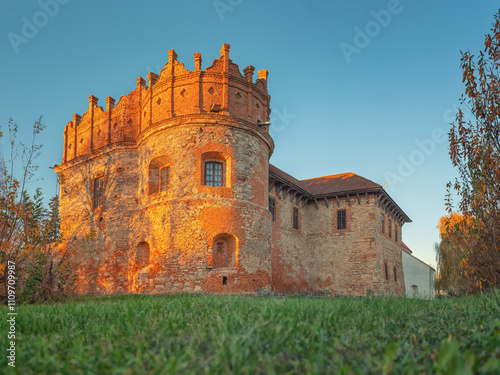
[54,44,410,297]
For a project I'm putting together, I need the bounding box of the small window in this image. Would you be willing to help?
[269,197,276,221]
[205,161,223,187]
[293,207,299,229]
[337,209,346,230]
[160,167,170,192]
[395,226,398,242]
[222,276,228,285]
[411,285,418,295]
[94,176,104,208]
[381,213,385,233]
[389,219,392,238]
[384,262,389,280]
[393,266,397,282]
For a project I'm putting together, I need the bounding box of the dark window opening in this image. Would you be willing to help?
[222,276,227,285]
[389,220,392,238]
[293,207,299,229]
[212,234,237,269]
[217,242,224,253]
[160,167,170,192]
[384,262,389,280]
[94,176,104,208]
[269,197,276,221]
[395,226,398,242]
[205,162,223,187]
[337,209,346,229]
[381,214,385,233]
[393,266,397,282]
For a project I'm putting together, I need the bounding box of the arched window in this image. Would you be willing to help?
[201,151,231,188]
[205,161,223,187]
[211,233,238,269]
[160,167,170,192]
[135,242,150,270]
[148,156,171,195]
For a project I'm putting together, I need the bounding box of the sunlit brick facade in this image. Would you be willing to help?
[54,44,410,296]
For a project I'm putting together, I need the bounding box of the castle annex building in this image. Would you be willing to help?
[54,44,411,296]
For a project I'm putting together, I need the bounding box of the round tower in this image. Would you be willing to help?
[131,44,274,293]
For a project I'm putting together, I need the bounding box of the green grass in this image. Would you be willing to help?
[1,292,500,374]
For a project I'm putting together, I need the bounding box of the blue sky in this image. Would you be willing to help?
[1,0,498,268]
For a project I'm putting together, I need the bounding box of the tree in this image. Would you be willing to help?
[0,117,73,304]
[446,10,500,293]
[435,213,476,295]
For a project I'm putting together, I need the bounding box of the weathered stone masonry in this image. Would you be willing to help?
[54,44,411,296]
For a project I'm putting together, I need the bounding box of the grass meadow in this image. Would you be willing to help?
[1,292,500,374]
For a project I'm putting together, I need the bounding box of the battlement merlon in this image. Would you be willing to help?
[58,44,271,166]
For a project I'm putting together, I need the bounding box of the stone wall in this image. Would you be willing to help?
[55,44,275,296]
[55,43,409,297]
[269,189,407,296]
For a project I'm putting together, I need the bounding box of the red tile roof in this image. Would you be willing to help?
[269,164,411,223]
[269,164,381,196]
[300,173,381,196]
[269,164,304,188]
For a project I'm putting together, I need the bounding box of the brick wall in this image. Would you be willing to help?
[55,43,408,297]
[55,44,275,296]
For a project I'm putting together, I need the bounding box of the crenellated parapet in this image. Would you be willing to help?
[140,43,271,131]
[60,43,270,165]
[63,92,141,163]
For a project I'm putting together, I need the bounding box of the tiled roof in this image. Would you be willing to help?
[269,164,412,223]
[269,164,381,196]
[300,173,381,196]
[269,164,304,188]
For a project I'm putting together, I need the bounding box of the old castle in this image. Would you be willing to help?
[54,44,411,296]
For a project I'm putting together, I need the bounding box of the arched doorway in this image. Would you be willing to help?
[212,233,238,268]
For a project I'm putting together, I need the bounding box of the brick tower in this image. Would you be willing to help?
[54,44,275,295]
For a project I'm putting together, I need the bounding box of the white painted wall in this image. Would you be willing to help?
[402,251,435,298]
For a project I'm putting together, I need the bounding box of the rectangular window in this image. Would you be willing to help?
[384,262,389,280]
[94,176,104,208]
[393,266,397,282]
[389,219,392,238]
[293,207,299,229]
[337,209,346,230]
[381,213,385,233]
[205,162,223,187]
[395,226,398,242]
[269,197,276,221]
[160,167,170,192]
